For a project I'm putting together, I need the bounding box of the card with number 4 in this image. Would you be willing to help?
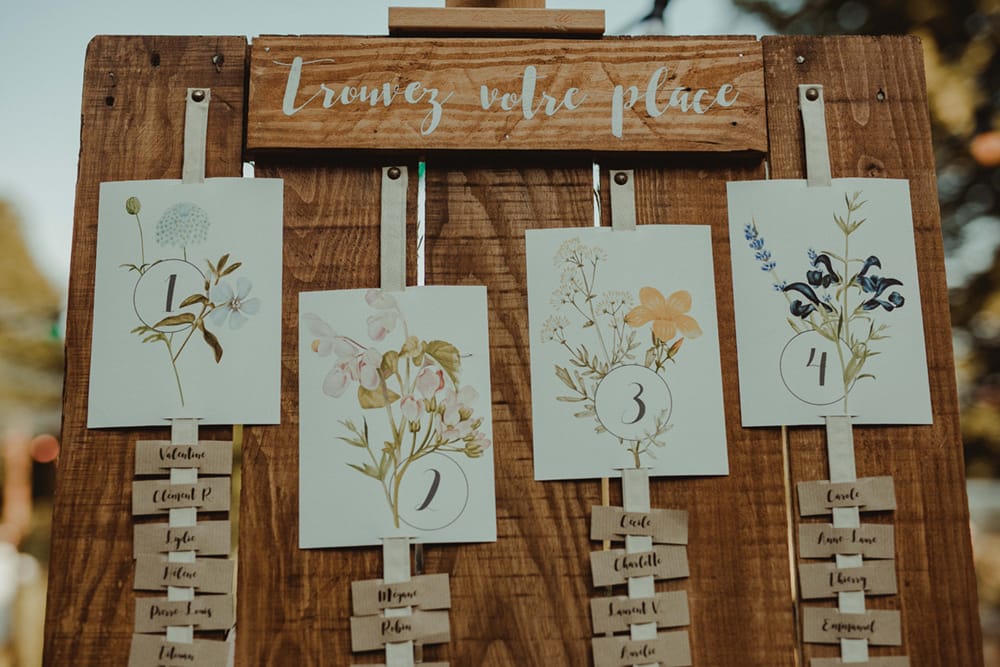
[727,178,932,426]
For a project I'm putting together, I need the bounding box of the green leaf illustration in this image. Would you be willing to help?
[554,365,576,391]
[202,326,223,363]
[220,261,242,277]
[358,384,401,409]
[425,340,461,385]
[154,313,196,328]
[180,293,210,308]
[380,350,399,379]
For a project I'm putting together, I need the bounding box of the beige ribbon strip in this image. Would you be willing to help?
[381,166,408,292]
[798,84,832,187]
[182,88,210,184]
[610,169,637,231]
[382,537,414,667]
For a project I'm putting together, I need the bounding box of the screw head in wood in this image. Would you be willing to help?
[614,172,628,185]
[805,87,820,101]
[191,89,206,102]
[387,167,402,180]
[795,55,806,64]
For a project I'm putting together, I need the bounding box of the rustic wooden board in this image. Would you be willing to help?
[761,35,984,666]
[247,36,765,153]
[44,35,247,666]
[388,8,606,36]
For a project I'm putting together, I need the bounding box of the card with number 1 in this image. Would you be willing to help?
[88,179,283,427]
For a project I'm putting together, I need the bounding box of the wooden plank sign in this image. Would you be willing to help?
[248,36,765,153]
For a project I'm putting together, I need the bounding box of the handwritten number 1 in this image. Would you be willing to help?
[164,273,178,312]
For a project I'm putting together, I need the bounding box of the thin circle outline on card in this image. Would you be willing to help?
[779,330,853,406]
[594,364,672,441]
[133,259,206,333]
[398,452,469,532]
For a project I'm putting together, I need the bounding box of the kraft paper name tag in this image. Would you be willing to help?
[132,478,230,515]
[134,521,231,556]
[797,477,896,516]
[592,631,692,667]
[134,554,235,593]
[134,595,235,633]
[802,607,902,645]
[590,545,689,587]
[590,506,688,544]
[590,591,689,634]
[798,560,897,599]
[349,610,450,652]
[799,524,894,559]
[128,634,231,666]
[352,573,451,615]
[810,658,910,667]
[135,441,233,476]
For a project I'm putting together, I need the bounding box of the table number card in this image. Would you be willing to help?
[89,178,283,427]
[526,226,728,480]
[727,178,931,426]
[299,286,497,548]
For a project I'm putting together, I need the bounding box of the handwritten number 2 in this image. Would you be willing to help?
[415,468,442,511]
[623,382,646,425]
[806,347,827,387]
[164,273,178,312]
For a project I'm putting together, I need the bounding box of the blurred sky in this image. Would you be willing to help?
[0,0,768,297]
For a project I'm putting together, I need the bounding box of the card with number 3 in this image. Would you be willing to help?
[526,226,729,481]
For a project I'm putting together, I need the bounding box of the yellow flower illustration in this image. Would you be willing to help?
[625,287,702,343]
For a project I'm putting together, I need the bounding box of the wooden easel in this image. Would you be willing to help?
[43,2,983,665]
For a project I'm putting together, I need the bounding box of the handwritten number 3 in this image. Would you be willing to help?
[415,468,442,511]
[623,382,646,425]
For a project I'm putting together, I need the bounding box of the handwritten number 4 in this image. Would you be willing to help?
[806,347,827,387]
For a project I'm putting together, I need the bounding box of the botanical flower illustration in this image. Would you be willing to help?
[122,196,255,405]
[155,202,210,260]
[541,237,700,467]
[745,191,906,411]
[304,290,490,528]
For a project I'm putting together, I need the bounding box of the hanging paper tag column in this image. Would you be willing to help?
[128,418,235,665]
[589,469,691,667]
[793,86,908,667]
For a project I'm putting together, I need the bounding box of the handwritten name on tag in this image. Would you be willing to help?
[590,545,689,587]
[128,634,231,666]
[590,591,689,634]
[135,440,233,475]
[134,595,235,633]
[590,506,688,544]
[798,560,898,599]
[133,521,231,556]
[797,477,896,516]
[352,573,451,615]
[802,608,902,645]
[132,478,230,515]
[592,631,692,667]
[799,524,894,559]
[349,610,450,652]
[134,554,235,593]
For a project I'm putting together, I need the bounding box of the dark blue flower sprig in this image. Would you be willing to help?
[783,281,835,318]
[852,255,905,312]
[745,222,779,281]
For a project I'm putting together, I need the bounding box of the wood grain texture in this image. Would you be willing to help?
[602,155,798,666]
[388,8,605,36]
[446,0,547,7]
[761,35,984,666]
[423,159,598,664]
[236,158,418,665]
[44,35,247,666]
[248,36,765,153]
